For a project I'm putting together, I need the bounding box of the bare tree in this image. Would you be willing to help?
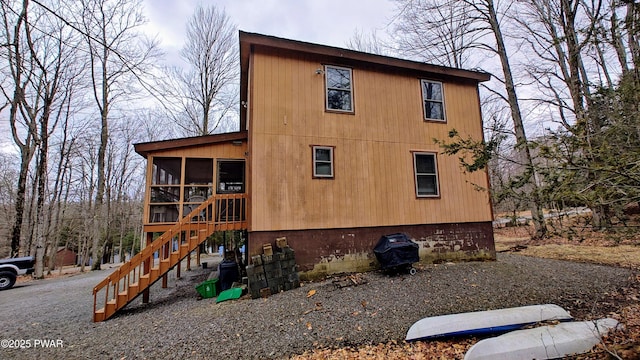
[157,4,238,137]
[73,0,159,270]
[1,0,38,257]
[515,0,639,228]
[1,0,81,267]
[346,28,391,56]
[391,0,486,68]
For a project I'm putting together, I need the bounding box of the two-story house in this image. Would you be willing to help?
[92,31,494,322]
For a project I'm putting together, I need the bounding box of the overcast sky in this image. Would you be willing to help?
[143,0,396,65]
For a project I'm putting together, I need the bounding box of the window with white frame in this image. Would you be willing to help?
[421,80,445,121]
[325,65,353,112]
[312,146,334,178]
[413,152,439,197]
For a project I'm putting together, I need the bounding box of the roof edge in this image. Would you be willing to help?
[239,31,491,82]
[134,131,248,158]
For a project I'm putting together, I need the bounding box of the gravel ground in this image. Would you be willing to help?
[0,253,637,360]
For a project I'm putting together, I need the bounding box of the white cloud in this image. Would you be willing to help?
[143,0,394,65]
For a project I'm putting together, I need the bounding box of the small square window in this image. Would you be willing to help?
[413,152,440,197]
[313,146,334,178]
[421,80,445,121]
[325,65,353,112]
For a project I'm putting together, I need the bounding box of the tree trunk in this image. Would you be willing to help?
[486,0,547,238]
[10,152,32,257]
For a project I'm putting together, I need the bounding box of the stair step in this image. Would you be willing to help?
[128,283,140,300]
[93,209,232,322]
[105,299,117,314]
[160,259,170,272]
[94,308,106,322]
[139,274,149,288]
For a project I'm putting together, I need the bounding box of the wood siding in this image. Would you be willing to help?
[248,47,492,232]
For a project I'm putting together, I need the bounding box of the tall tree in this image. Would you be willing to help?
[73,0,159,270]
[157,5,238,136]
[515,0,638,228]
[391,0,482,68]
[1,0,37,257]
[1,0,79,263]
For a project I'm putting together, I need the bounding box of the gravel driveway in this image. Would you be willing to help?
[0,253,636,359]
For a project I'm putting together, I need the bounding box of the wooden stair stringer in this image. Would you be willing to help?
[93,222,216,322]
[92,195,236,322]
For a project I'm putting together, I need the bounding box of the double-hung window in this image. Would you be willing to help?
[421,80,445,121]
[325,65,353,112]
[312,146,334,178]
[413,152,440,197]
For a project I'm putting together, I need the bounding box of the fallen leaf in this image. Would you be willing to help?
[307,289,316,298]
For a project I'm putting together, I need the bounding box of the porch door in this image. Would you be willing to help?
[216,160,246,221]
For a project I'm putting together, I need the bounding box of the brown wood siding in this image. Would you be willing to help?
[248,47,491,232]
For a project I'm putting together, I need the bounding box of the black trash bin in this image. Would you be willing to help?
[218,259,240,291]
[373,233,419,274]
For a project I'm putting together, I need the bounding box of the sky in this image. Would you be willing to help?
[142,0,396,65]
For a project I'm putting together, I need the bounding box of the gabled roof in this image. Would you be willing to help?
[134,131,247,158]
[239,31,491,83]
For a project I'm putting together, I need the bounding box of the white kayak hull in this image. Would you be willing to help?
[406,304,572,341]
[464,318,621,360]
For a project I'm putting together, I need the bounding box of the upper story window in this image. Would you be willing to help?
[325,65,353,112]
[312,146,334,178]
[421,80,445,121]
[413,152,440,197]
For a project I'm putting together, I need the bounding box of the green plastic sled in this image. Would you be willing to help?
[216,287,243,303]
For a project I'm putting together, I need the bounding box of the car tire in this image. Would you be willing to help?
[0,271,17,290]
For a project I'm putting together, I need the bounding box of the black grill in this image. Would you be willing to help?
[373,233,419,274]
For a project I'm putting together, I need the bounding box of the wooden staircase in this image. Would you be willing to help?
[92,193,247,322]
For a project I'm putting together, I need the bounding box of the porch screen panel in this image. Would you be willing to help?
[150,157,182,222]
